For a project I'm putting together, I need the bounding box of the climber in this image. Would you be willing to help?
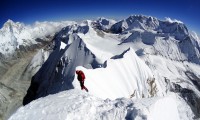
[76,70,88,92]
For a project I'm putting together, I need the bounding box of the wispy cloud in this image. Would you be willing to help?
[165,17,183,24]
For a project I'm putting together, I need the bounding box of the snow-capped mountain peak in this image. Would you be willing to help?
[0,20,76,59]
[1,19,25,33]
[110,15,189,40]
[2,19,16,29]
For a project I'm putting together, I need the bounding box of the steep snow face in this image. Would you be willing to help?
[159,21,188,40]
[151,35,200,64]
[0,20,76,57]
[9,90,194,120]
[73,48,160,100]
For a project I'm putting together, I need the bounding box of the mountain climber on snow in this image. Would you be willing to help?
[76,70,88,92]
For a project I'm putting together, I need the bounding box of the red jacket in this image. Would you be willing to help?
[76,70,85,81]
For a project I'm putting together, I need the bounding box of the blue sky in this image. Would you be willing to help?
[0,0,200,34]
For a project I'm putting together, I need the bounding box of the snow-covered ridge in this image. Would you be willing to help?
[73,48,161,100]
[9,89,193,120]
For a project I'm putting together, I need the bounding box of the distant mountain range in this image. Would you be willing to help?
[1,15,200,120]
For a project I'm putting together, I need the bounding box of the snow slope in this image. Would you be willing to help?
[9,89,194,120]
[73,48,159,100]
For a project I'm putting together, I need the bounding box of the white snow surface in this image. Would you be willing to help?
[77,20,129,63]
[60,41,67,50]
[73,48,155,100]
[9,89,193,120]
